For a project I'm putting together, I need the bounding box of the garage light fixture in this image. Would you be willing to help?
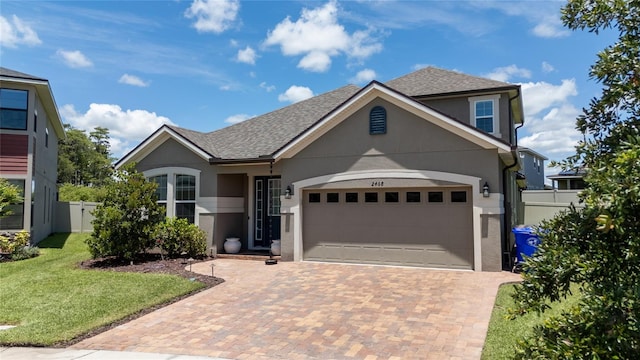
[483,182,490,197]
[285,185,293,199]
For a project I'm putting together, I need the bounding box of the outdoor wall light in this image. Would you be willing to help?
[483,182,490,197]
[285,185,293,199]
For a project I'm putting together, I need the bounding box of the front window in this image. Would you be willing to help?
[148,175,167,216]
[0,179,25,230]
[475,100,494,133]
[0,89,28,130]
[469,95,500,135]
[175,174,196,223]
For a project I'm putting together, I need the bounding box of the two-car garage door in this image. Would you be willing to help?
[302,187,473,270]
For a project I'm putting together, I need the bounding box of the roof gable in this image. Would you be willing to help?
[275,81,514,161]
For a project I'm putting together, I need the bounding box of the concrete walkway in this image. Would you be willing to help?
[0,346,228,360]
[72,259,520,360]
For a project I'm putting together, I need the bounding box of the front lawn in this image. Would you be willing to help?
[482,282,581,359]
[0,233,205,346]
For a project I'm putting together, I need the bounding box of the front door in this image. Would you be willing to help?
[254,176,281,248]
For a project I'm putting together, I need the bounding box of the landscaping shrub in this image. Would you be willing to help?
[154,217,207,258]
[0,230,31,254]
[11,246,40,261]
[87,164,164,261]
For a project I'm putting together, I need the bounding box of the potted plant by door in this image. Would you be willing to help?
[224,237,241,254]
[271,239,281,256]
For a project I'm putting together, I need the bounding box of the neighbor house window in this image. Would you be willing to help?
[175,174,196,223]
[0,89,28,130]
[469,95,500,136]
[369,106,387,135]
[0,179,25,230]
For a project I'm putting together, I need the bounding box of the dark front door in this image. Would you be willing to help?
[254,176,281,248]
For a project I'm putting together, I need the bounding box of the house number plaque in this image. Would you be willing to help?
[371,181,384,187]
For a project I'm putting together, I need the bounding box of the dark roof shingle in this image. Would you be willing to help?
[385,66,515,97]
[0,67,48,82]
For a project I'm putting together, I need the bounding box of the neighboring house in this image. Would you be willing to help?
[0,67,65,243]
[548,168,586,190]
[117,67,527,271]
[518,147,548,190]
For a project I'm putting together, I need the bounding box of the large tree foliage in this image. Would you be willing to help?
[512,0,640,358]
[58,125,114,187]
[86,164,164,261]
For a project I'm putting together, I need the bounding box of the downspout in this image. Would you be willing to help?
[501,89,524,270]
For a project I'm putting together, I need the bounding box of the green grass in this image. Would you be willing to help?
[0,233,205,346]
[481,283,581,359]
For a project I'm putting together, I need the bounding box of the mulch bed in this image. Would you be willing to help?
[52,254,225,347]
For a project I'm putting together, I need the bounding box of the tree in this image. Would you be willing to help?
[0,179,23,218]
[86,163,164,261]
[512,1,640,358]
[58,183,107,202]
[58,124,114,186]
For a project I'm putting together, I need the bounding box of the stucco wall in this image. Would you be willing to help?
[281,98,500,190]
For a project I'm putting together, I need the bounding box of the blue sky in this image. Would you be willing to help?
[1,0,615,171]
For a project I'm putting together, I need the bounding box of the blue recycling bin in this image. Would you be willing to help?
[512,226,541,263]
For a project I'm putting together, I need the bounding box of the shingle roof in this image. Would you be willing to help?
[385,66,515,97]
[0,67,48,82]
[168,84,361,160]
[139,67,516,162]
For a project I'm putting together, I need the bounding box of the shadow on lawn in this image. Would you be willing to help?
[37,233,72,249]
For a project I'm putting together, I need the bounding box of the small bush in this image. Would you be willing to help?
[11,246,40,261]
[154,218,207,258]
[0,230,30,253]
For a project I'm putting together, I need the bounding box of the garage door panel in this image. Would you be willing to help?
[303,187,473,269]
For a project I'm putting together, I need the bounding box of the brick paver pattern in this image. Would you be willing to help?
[73,259,521,360]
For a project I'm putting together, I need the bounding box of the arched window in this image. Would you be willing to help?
[369,106,386,135]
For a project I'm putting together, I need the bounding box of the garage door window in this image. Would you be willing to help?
[428,191,444,203]
[451,191,467,203]
[345,192,358,203]
[385,192,399,203]
[406,191,421,203]
[365,192,378,203]
[327,192,339,203]
[309,193,321,203]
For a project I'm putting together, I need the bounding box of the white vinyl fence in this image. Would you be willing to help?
[521,190,583,225]
[54,201,99,233]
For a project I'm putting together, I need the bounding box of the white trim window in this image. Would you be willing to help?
[469,95,500,136]
[144,167,200,224]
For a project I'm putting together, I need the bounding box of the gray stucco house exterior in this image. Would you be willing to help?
[518,147,548,190]
[0,67,65,243]
[117,67,528,271]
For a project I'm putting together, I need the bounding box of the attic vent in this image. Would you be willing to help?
[369,106,386,135]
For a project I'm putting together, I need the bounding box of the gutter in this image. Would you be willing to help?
[501,87,524,270]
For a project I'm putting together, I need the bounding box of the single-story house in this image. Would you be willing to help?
[117,67,528,271]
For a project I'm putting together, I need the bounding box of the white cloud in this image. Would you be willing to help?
[60,103,174,157]
[118,74,150,87]
[521,79,577,117]
[260,82,275,92]
[264,0,382,72]
[185,0,239,34]
[542,61,555,73]
[350,69,376,84]
[0,15,41,48]
[56,49,93,68]
[278,85,314,103]
[225,114,253,124]
[485,65,531,82]
[236,46,257,65]
[532,18,570,38]
[519,79,581,160]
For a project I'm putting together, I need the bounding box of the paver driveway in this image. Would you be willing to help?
[73,259,520,360]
